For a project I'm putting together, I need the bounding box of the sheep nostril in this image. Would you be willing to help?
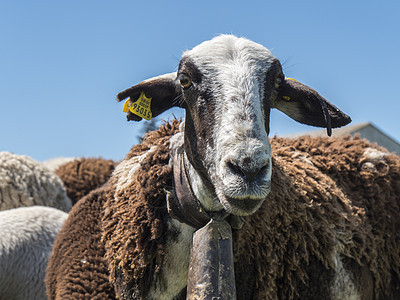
[226,160,269,181]
[227,161,245,177]
[259,163,269,174]
[244,167,262,182]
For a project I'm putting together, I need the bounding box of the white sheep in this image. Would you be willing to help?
[41,157,77,172]
[0,151,72,212]
[0,206,68,300]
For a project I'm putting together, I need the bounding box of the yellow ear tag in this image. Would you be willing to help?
[122,99,131,113]
[282,96,291,101]
[123,92,152,120]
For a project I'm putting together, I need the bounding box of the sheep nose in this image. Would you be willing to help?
[226,159,269,182]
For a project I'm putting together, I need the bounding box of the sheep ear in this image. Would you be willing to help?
[116,72,181,121]
[272,78,351,136]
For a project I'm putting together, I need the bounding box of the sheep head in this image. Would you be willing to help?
[117,35,351,216]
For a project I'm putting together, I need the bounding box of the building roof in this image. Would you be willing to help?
[285,122,400,154]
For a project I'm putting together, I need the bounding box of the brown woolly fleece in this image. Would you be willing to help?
[234,135,400,299]
[45,122,400,300]
[45,185,116,299]
[46,120,180,300]
[267,135,400,298]
[101,120,180,299]
[55,157,117,205]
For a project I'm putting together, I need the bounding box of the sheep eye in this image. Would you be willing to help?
[179,74,192,89]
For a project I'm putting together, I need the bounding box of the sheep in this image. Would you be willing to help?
[41,157,77,172]
[42,156,117,205]
[0,151,72,212]
[0,206,68,300]
[53,157,117,205]
[45,35,399,299]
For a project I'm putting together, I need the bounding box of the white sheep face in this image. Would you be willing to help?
[178,36,276,215]
[117,34,351,216]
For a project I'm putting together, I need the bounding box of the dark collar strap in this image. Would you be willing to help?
[167,146,211,229]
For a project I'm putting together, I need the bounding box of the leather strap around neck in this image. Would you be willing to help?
[167,147,211,229]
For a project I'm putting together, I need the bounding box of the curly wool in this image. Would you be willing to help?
[46,123,400,299]
[102,132,400,299]
[46,120,181,300]
[0,151,72,212]
[55,157,117,204]
[102,120,181,298]
[269,135,400,298]
[233,136,376,299]
[45,186,116,300]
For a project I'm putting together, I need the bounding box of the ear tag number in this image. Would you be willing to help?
[122,92,152,120]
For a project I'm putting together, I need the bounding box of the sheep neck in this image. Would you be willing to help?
[167,146,211,229]
[168,142,238,299]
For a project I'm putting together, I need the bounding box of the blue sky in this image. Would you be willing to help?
[1,0,399,162]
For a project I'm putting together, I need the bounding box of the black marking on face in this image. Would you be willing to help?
[178,58,217,190]
[178,58,203,86]
[263,59,284,135]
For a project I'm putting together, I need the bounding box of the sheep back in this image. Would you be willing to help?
[41,157,76,172]
[0,151,72,212]
[45,186,116,299]
[0,206,68,300]
[55,157,117,204]
[269,135,400,298]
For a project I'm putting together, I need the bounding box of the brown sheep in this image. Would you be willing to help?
[45,35,399,299]
[54,157,117,205]
[46,122,400,299]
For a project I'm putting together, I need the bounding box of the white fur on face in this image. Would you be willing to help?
[183,35,275,215]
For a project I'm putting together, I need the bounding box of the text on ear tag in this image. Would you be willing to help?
[123,92,152,120]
